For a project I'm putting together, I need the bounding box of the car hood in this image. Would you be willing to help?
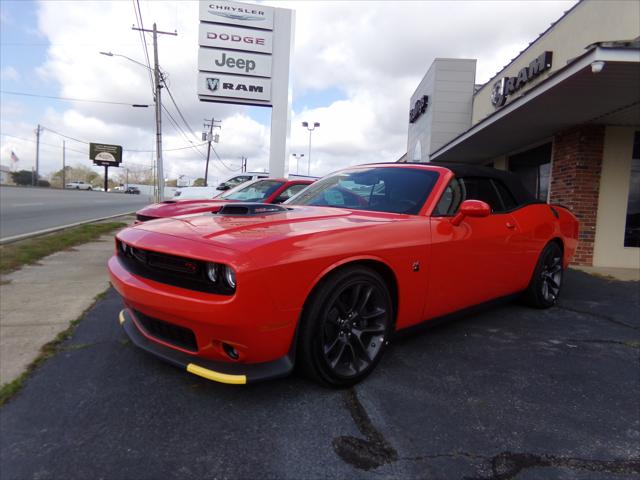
[130,206,404,253]
[137,199,230,218]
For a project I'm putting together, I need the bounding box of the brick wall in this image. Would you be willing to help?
[550,125,605,266]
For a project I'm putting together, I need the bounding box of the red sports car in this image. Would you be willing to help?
[135,178,313,222]
[109,163,578,387]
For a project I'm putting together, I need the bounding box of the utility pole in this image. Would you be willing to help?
[240,156,247,173]
[62,140,66,189]
[34,124,41,186]
[132,23,177,202]
[203,117,221,186]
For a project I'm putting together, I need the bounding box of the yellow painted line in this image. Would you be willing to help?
[186,363,247,385]
[118,310,126,326]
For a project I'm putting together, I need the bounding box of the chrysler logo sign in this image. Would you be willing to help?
[409,95,429,123]
[207,3,267,22]
[491,51,553,108]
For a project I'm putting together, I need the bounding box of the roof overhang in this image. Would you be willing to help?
[431,47,640,163]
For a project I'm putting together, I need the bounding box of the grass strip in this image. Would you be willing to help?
[0,221,126,275]
[0,289,110,406]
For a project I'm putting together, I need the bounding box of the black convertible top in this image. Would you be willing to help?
[426,162,537,205]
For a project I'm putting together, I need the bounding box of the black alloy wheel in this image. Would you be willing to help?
[298,266,393,387]
[525,242,563,308]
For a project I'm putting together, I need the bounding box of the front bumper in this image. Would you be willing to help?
[119,308,294,384]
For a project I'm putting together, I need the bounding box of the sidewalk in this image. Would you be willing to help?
[0,219,131,385]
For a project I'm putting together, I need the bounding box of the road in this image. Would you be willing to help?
[0,186,151,239]
[1,270,638,479]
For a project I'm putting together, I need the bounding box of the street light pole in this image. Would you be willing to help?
[302,121,320,176]
[292,153,304,175]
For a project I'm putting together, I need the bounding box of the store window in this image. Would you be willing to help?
[509,143,552,201]
[624,132,640,247]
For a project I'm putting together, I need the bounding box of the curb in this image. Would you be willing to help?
[0,211,136,245]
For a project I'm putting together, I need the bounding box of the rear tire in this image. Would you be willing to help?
[298,266,393,388]
[524,242,563,308]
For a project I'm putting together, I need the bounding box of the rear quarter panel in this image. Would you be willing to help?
[510,203,579,271]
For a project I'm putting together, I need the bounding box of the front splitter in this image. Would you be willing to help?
[118,309,294,385]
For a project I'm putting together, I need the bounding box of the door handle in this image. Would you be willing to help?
[506,222,516,230]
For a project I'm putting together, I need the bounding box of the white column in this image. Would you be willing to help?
[268,8,295,178]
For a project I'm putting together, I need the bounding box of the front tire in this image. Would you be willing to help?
[524,242,563,308]
[298,266,393,387]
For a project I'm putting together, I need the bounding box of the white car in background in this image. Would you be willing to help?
[66,181,93,190]
[215,172,270,192]
[172,186,220,200]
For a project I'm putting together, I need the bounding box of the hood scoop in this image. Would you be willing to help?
[216,203,288,216]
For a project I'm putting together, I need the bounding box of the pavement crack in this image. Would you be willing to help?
[564,338,640,348]
[332,388,398,471]
[556,305,639,331]
[464,451,640,480]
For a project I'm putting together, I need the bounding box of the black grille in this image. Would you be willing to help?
[136,214,157,222]
[134,310,197,352]
[116,241,234,295]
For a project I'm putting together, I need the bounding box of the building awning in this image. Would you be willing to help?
[431,46,640,163]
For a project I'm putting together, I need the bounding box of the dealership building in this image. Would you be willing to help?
[403,0,639,269]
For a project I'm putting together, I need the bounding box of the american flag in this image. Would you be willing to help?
[10,151,19,163]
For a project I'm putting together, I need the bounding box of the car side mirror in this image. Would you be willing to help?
[450,200,491,226]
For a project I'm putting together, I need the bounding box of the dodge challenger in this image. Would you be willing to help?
[108,163,579,387]
[135,178,314,222]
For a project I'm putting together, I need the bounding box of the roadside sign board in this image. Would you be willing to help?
[90,143,122,166]
[198,48,272,77]
[198,23,273,54]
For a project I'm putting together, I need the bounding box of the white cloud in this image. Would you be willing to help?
[1,0,576,181]
[0,66,20,82]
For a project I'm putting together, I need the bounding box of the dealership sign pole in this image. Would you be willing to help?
[197,1,294,178]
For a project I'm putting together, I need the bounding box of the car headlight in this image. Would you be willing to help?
[206,263,219,283]
[225,266,237,289]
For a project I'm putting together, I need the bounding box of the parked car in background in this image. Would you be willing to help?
[172,186,219,200]
[136,178,313,222]
[66,181,92,190]
[111,163,579,387]
[125,186,141,195]
[216,172,270,191]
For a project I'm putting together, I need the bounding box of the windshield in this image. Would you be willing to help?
[220,180,284,202]
[286,167,438,214]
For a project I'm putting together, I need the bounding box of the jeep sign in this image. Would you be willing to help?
[198,48,271,77]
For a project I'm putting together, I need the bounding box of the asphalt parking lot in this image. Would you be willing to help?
[1,270,638,480]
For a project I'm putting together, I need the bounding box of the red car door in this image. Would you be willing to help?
[424,176,524,320]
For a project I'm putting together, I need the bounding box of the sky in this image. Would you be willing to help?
[0,0,577,186]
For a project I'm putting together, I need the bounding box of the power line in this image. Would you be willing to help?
[0,90,151,106]
[161,104,207,159]
[162,77,199,141]
[1,131,208,153]
[133,0,155,97]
